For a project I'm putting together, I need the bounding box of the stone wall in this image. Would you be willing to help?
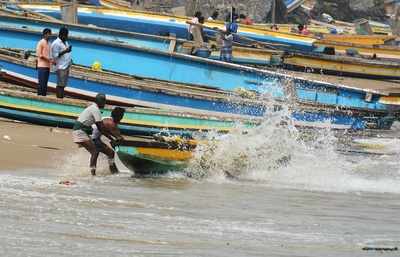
[184,0,274,22]
[311,0,387,22]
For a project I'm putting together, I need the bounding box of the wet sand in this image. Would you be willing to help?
[0,118,76,170]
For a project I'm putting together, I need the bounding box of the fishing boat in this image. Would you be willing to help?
[256,23,395,46]
[12,2,316,51]
[0,84,257,137]
[0,22,289,93]
[320,34,396,46]
[283,50,400,80]
[116,138,194,175]
[309,18,393,36]
[0,43,398,131]
[314,39,400,60]
[0,14,282,66]
[0,49,266,118]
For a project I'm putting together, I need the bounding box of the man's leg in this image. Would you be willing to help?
[37,68,46,96]
[56,68,69,99]
[97,140,119,174]
[43,68,50,96]
[78,140,99,176]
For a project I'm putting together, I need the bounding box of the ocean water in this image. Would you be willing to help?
[1,105,400,257]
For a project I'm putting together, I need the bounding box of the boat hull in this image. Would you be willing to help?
[283,53,400,80]
[315,40,400,60]
[117,145,191,175]
[0,87,255,137]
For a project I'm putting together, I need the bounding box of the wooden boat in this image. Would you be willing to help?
[0,85,256,137]
[14,3,317,51]
[314,40,400,60]
[0,22,291,94]
[255,23,395,46]
[0,49,266,118]
[0,48,397,130]
[116,138,194,175]
[283,51,400,80]
[309,19,393,36]
[0,15,283,66]
[320,34,396,46]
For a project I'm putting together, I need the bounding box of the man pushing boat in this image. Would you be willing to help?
[72,94,124,176]
[91,106,125,175]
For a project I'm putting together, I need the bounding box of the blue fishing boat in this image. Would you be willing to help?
[0,15,281,66]
[0,50,265,118]
[12,3,316,51]
[0,49,396,131]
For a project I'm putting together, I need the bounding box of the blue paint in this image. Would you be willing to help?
[0,59,265,116]
[0,16,277,66]
[0,28,270,92]
[0,16,171,51]
[24,7,314,51]
[291,111,365,130]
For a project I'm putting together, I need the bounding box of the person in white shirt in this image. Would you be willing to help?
[51,27,72,99]
[72,94,118,176]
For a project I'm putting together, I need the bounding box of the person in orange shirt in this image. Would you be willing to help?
[36,28,53,96]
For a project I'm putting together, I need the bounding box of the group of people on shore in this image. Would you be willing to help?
[36,27,71,98]
[36,27,125,176]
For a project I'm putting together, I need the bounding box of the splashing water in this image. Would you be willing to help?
[186,94,400,194]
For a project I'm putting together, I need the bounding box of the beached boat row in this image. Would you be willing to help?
[1,14,399,82]
[6,3,400,79]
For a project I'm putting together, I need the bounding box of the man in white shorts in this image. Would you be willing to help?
[72,94,116,175]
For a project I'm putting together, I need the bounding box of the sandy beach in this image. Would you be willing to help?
[0,118,76,170]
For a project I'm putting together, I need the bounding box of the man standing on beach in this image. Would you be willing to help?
[36,28,53,96]
[72,94,117,176]
[51,27,72,99]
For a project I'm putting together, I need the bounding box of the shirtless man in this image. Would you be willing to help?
[72,94,118,175]
[91,107,125,175]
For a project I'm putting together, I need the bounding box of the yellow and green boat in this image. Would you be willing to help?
[116,138,194,175]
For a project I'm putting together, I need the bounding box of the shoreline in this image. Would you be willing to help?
[0,118,76,171]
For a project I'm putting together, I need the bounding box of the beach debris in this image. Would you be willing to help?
[3,135,11,141]
[59,180,76,186]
